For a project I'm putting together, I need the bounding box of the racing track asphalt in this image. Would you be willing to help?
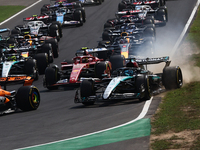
[0,0,197,149]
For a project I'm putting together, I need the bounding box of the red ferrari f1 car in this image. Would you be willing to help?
[43,48,116,90]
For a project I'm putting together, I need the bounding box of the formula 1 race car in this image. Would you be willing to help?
[7,33,59,60]
[102,22,156,42]
[99,33,155,59]
[0,38,50,75]
[0,80,40,114]
[116,5,168,26]
[11,17,62,42]
[40,1,86,26]
[49,0,104,5]
[118,0,166,11]
[74,56,183,105]
[0,28,10,40]
[43,48,116,90]
[0,48,40,81]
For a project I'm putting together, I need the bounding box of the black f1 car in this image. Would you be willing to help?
[74,56,183,105]
[118,0,166,11]
[49,0,104,6]
[11,17,62,42]
[116,5,168,26]
[40,1,86,26]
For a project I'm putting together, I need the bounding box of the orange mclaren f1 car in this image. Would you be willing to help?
[0,77,40,114]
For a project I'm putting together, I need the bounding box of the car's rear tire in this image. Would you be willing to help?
[52,21,63,38]
[44,65,59,90]
[109,55,125,72]
[24,59,39,80]
[49,24,60,42]
[74,10,83,26]
[118,2,126,11]
[162,66,183,90]
[45,38,59,58]
[11,29,20,35]
[34,53,48,75]
[95,62,111,79]
[41,43,54,63]
[16,85,40,111]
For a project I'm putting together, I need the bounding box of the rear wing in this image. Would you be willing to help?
[116,9,155,16]
[127,56,171,66]
[131,1,158,5]
[76,47,112,55]
[0,28,10,34]
[23,15,50,21]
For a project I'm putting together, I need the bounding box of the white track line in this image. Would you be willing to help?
[0,0,42,26]
[16,97,153,150]
[170,0,200,57]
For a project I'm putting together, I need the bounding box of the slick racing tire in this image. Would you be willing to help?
[11,29,20,35]
[41,43,54,63]
[16,85,40,111]
[136,75,152,101]
[162,66,183,90]
[76,8,86,22]
[80,80,95,105]
[44,65,59,90]
[24,59,39,81]
[144,16,155,25]
[45,38,59,58]
[74,1,82,8]
[41,6,48,14]
[98,0,102,5]
[74,10,83,26]
[104,22,113,29]
[118,2,126,11]
[157,7,168,26]
[95,62,111,79]
[144,27,156,38]
[109,55,125,72]
[52,21,63,38]
[49,24,60,42]
[102,31,112,41]
[160,0,165,6]
[34,53,48,75]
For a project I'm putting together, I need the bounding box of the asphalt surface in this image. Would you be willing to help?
[0,0,198,149]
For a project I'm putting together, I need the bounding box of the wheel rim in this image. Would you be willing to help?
[31,90,39,104]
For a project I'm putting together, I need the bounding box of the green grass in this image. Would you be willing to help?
[187,9,200,51]
[151,82,200,135]
[0,6,25,23]
[150,9,200,150]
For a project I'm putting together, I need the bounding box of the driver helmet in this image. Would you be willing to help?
[125,18,131,23]
[7,50,17,61]
[7,55,17,61]
[82,57,89,63]
[24,34,32,46]
[124,69,134,76]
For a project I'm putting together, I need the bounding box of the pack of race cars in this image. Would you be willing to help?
[0,0,183,111]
